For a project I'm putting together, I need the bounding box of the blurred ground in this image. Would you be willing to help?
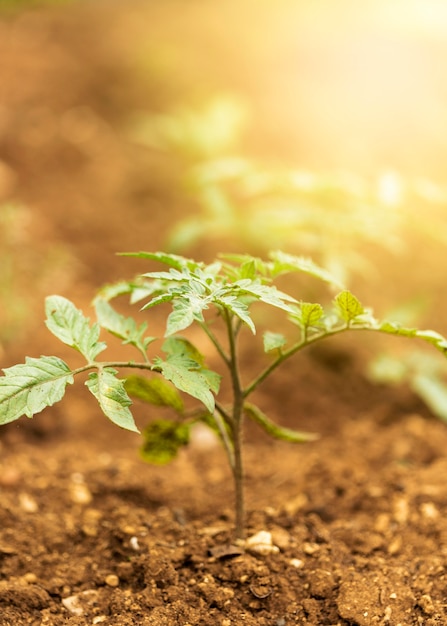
[1,1,447,624]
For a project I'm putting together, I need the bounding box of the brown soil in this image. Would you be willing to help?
[1,2,447,625]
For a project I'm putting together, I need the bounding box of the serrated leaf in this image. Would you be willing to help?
[45,296,106,362]
[239,259,257,280]
[214,295,256,333]
[290,302,325,329]
[86,369,138,432]
[153,352,218,413]
[94,299,154,353]
[235,280,297,312]
[263,331,286,352]
[244,402,319,443]
[162,337,221,395]
[165,299,200,335]
[0,356,74,425]
[268,250,344,288]
[123,250,198,272]
[162,336,205,365]
[95,280,135,302]
[335,290,365,323]
[124,375,184,412]
[140,419,190,465]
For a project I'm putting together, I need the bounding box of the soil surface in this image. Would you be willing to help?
[1,2,447,625]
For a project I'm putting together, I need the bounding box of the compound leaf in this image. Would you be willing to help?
[0,356,74,425]
[94,298,155,353]
[45,296,106,362]
[86,368,138,432]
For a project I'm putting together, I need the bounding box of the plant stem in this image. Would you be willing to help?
[224,309,245,540]
[243,323,352,398]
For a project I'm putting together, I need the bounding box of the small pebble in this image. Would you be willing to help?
[105,574,119,588]
[23,573,38,584]
[245,530,279,556]
[303,542,320,555]
[19,493,38,513]
[69,482,92,505]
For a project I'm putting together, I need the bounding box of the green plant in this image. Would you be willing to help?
[2,250,447,540]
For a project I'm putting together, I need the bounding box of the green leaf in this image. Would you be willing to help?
[153,357,216,411]
[214,294,255,333]
[162,337,221,394]
[95,280,135,302]
[140,419,190,465]
[268,251,344,288]
[263,331,286,352]
[290,302,324,329]
[244,402,319,442]
[153,339,220,412]
[162,336,205,365]
[334,290,365,323]
[86,369,139,432]
[124,375,184,412]
[411,374,447,422]
[123,251,199,272]
[94,299,155,353]
[45,296,106,362]
[239,259,257,280]
[0,356,74,425]
[379,322,447,355]
[235,280,297,312]
[165,298,200,335]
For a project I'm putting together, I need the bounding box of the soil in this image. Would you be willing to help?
[1,2,447,625]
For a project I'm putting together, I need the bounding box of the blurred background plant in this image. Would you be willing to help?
[128,95,447,291]
[0,203,77,357]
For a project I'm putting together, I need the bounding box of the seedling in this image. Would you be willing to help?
[2,250,447,540]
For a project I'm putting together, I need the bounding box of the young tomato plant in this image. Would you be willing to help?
[2,250,447,541]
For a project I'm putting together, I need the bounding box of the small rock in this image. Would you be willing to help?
[244,531,279,556]
[418,594,435,616]
[420,502,439,520]
[19,492,38,513]
[303,542,320,555]
[69,482,92,505]
[105,574,119,587]
[271,527,291,550]
[62,590,99,616]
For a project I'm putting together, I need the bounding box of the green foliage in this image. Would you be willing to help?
[368,350,447,422]
[2,250,447,539]
[140,419,190,465]
[0,356,73,425]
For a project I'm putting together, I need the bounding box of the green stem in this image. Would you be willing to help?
[224,309,245,540]
[243,323,351,398]
[198,320,231,365]
[214,402,235,469]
